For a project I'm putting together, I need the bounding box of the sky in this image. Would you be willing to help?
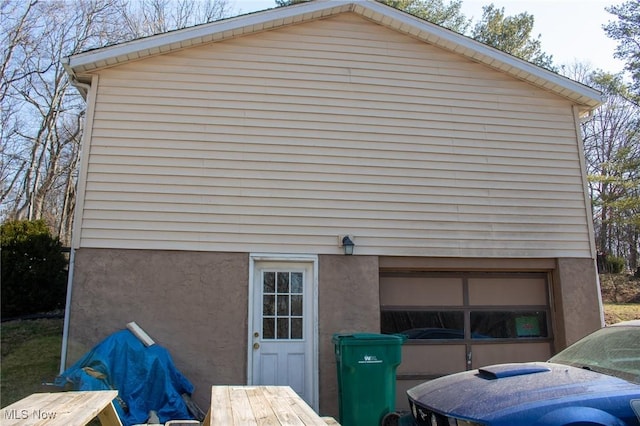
[231,0,626,75]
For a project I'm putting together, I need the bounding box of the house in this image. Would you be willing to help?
[61,0,604,416]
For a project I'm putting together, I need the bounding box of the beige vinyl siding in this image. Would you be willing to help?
[78,13,591,257]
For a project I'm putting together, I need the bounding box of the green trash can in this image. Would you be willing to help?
[332,333,406,426]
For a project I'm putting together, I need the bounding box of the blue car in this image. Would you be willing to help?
[406,320,640,425]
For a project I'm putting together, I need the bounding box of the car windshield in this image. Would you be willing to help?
[548,325,640,384]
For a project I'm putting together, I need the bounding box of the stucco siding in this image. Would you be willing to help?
[65,250,601,416]
[66,249,249,409]
[318,254,381,417]
[77,12,591,257]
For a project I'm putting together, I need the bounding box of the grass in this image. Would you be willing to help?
[600,273,640,325]
[0,318,64,408]
[603,303,640,324]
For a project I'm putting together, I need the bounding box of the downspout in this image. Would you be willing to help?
[59,248,75,373]
[59,59,91,372]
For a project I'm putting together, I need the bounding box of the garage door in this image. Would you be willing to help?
[380,272,554,410]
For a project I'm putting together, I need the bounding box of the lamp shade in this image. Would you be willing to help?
[342,236,355,255]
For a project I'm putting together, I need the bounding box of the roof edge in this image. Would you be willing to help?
[64,0,603,110]
[356,1,603,109]
[65,0,353,73]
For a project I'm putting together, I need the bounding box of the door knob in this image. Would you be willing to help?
[253,342,260,350]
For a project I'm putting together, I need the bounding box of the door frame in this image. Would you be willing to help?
[247,253,319,411]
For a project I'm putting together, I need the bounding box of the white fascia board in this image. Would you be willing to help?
[64,0,602,109]
[65,0,354,73]
[358,0,603,109]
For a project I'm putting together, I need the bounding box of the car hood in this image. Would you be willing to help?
[407,362,639,420]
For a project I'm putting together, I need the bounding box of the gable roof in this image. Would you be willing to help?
[63,0,602,111]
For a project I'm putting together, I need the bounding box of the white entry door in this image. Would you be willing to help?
[250,259,317,408]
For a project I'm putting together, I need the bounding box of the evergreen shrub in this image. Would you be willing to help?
[1,220,67,319]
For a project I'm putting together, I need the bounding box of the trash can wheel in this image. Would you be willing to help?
[381,411,400,426]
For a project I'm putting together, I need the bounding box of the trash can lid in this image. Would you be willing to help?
[332,333,406,345]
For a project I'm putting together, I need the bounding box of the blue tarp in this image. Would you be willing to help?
[55,329,195,425]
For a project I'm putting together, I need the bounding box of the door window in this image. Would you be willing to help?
[262,271,304,340]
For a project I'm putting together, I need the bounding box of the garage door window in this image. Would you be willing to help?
[381,311,464,339]
[380,273,551,342]
[382,310,549,340]
[471,311,548,338]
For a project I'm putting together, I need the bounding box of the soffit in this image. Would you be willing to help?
[63,0,602,111]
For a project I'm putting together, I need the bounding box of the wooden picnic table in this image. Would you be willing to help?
[0,390,122,426]
[204,385,339,425]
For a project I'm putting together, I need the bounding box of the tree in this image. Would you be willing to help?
[1,0,124,245]
[276,0,471,33]
[579,71,640,270]
[275,0,306,6]
[604,0,640,103]
[471,4,555,70]
[380,0,470,33]
[115,0,232,39]
[0,0,232,245]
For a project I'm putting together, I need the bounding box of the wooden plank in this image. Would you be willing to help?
[228,387,258,426]
[47,391,120,426]
[288,402,329,426]
[275,387,331,425]
[209,386,330,426]
[273,387,327,426]
[245,387,280,426]
[52,393,99,426]
[209,386,233,425]
[96,402,123,426]
[0,391,120,426]
[260,387,305,426]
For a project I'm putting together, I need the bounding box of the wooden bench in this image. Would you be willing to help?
[204,385,339,425]
[1,390,122,426]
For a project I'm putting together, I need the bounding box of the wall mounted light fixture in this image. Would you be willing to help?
[341,235,355,255]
